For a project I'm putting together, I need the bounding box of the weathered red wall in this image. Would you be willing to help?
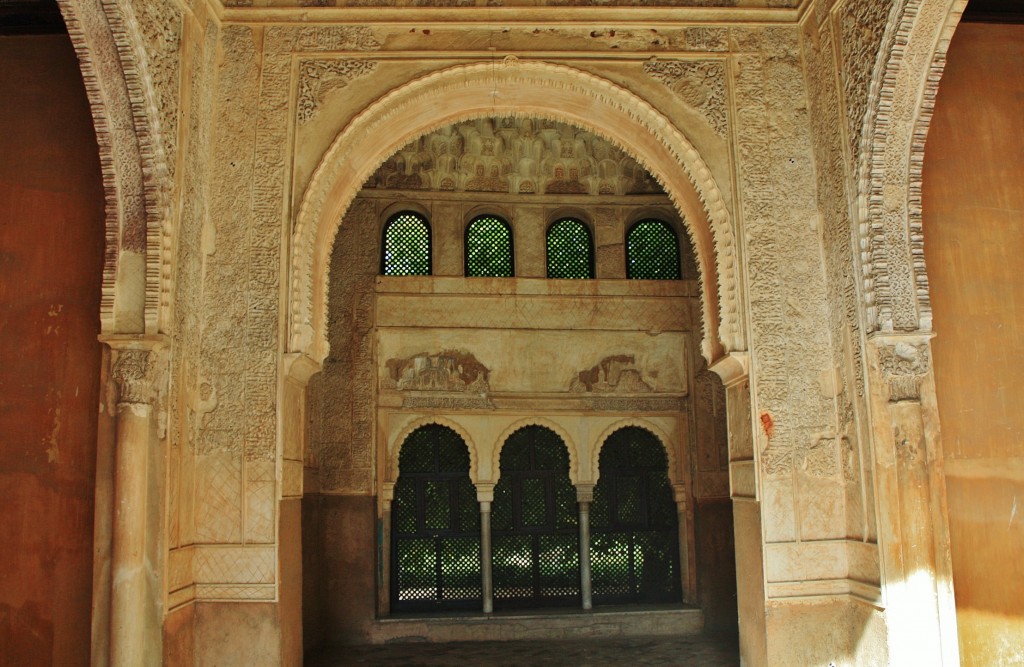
[923,20,1024,667]
[0,33,105,666]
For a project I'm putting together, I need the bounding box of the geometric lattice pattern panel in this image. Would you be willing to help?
[546,217,594,279]
[466,215,514,277]
[626,219,681,280]
[382,211,431,276]
[591,426,681,604]
[391,424,481,611]
[492,425,579,608]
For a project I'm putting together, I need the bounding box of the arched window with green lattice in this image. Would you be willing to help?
[465,215,514,277]
[590,426,681,605]
[626,219,681,280]
[546,218,594,279]
[381,211,431,276]
[391,424,481,612]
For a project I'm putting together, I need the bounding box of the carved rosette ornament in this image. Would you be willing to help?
[878,341,930,403]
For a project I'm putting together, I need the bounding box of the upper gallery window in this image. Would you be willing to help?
[465,215,514,277]
[546,218,595,279]
[382,211,432,276]
[626,219,681,280]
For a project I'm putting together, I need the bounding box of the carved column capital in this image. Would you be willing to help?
[101,335,168,407]
[871,335,933,403]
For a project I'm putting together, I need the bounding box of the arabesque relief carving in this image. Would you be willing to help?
[383,350,490,392]
[297,59,379,124]
[878,342,930,402]
[643,59,729,137]
[570,355,653,393]
[112,349,157,405]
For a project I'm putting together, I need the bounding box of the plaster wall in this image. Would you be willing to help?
[0,33,105,667]
[923,20,1024,666]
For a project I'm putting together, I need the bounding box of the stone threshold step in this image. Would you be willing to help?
[368,605,703,644]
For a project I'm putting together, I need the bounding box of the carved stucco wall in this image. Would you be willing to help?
[59,0,971,659]
[801,5,876,548]
[166,11,220,610]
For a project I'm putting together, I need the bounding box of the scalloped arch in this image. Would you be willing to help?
[591,420,678,487]
[389,416,480,485]
[291,60,741,366]
[491,418,580,486]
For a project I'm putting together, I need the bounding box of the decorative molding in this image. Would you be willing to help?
[292,60,740,370]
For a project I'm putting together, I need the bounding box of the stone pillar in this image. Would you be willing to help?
[477,483,495,613]
[103,335,166,667]
[869,336,959,666]
[671,483,693,603]
[576,484,594,610]
[709,354,766,667]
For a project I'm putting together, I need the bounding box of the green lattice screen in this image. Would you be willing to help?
[382,212,431,276]
[465,215,514,277]
[391,424,481,612]
[590,426,681,605]
[626,219,681,280]
[546,218,595,279]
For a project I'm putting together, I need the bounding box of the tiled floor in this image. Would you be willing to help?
[307,633,740,667]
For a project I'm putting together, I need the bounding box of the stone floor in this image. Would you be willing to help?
[307,633,740,666]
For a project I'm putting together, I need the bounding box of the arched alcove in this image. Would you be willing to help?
[290,61,741,365]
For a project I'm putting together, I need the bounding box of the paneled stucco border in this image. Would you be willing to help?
[57,0,171,334]
[291,60,740,366]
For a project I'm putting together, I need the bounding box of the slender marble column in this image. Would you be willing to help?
[480,501,493,613]
[477,484,495,613]
[577,484,594,610]
[104,337,164,667]
[672,483,693,603]
[380,485,394,617]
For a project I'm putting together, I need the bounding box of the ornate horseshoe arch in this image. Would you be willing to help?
[856,0,969,334]
[291,60,742,366]
[389,415,480,485]
[591,419,678,487]
[492,418,580,487]
[57,0,172,334]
